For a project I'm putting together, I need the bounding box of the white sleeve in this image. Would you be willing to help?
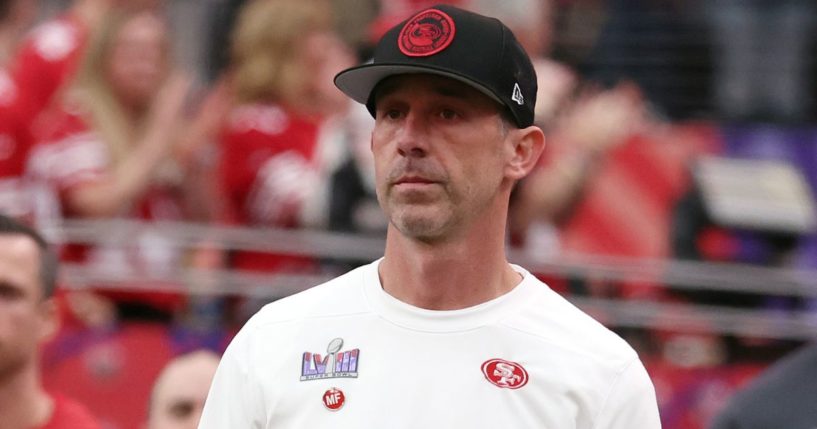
[593,359,662,429]
[198,323,266,428]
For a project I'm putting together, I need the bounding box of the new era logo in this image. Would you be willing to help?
[511,83,524,105]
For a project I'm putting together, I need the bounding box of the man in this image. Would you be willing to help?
[199,5,661,428]
[146,350,220,429]
[0,214,101,428]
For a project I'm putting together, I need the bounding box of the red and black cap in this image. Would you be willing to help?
[334,4,537,128]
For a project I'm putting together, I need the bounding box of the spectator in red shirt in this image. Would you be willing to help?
[0,214,101,429]
[26,8,201,322]
[10,0,162,135]
[218,0,354,272]
[0,0,42,222]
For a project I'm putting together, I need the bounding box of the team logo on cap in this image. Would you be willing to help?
[398,8,456,57]
[481,358,529,389]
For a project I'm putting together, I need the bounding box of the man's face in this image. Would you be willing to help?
[371,74,512,242]
[147,352,219,429]
[0,235,49,381]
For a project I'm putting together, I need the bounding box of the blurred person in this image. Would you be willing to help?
[4,0,164,227]
[145,350,219,429]
[0,214,101,429]
[200,5,660,427]
[26,8,200,322]
[509,83,647,253]
[708,342,817,429]
[0,0,40,221]
[218,0,355,272]
[475,0,653,268]
[9,0,162,135]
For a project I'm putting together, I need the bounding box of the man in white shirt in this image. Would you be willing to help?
[199,4,661,428]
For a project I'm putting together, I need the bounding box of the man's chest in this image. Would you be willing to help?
[254,325,605,428]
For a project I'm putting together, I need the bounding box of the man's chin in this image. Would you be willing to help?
[390,211,452,242]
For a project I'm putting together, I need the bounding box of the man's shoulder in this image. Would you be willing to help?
[247,263,375,331]
[506,276,638,367]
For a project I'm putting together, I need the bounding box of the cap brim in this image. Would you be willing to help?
[334,63,504,107]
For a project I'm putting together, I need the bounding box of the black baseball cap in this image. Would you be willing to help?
[334,4,537,128]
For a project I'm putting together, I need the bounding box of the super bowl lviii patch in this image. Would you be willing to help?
[301,338,360,381]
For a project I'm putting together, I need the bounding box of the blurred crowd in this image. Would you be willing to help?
[0,0,816,428]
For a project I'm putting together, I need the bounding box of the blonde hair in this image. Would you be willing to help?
[230,0,333,105]
[69,9,170,166]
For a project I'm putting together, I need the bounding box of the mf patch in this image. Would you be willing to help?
[301,338,360,381]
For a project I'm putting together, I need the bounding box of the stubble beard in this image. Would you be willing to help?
[380,182,472,244]
[379,159,461,242]
[390,204,458,243]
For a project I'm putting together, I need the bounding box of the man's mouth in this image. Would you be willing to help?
[394,176,436,186]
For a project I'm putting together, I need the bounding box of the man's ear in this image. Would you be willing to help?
[505,126,546,181]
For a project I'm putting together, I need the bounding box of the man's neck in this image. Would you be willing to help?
[379,216,522,311]
[0,365,52,429]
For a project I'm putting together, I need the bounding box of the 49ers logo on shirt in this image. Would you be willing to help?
[398,9,456,57]
[481,358,529,389]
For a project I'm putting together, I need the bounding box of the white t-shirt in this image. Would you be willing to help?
[199,260,661,428]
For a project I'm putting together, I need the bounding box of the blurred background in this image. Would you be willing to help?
[2,0,816,427]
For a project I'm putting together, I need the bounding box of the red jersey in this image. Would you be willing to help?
[529,125,717,298]
[28,103,185,313]
[219,103,322,272]
[40,392,102,429]
[0,67,42,222]
[0,68,25,175]
[10,15,87,132]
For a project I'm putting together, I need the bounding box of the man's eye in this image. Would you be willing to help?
[168,400,195,419]
[439,109,459,120]
[0,282,24,300]
[380,109,403,120]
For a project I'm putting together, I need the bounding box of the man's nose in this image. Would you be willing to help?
[395,112,429,158]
